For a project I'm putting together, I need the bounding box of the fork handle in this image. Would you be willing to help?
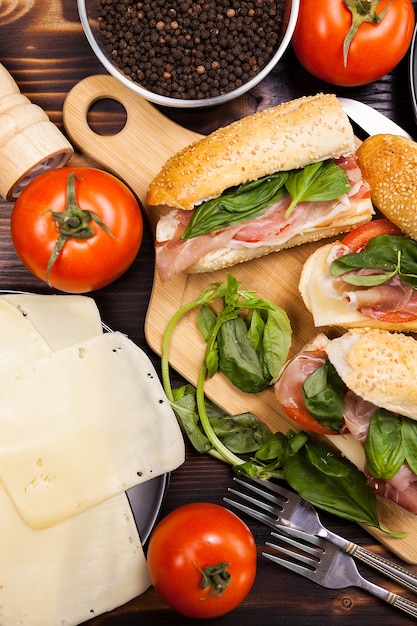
[323,529,417,595]
[358,576,417,618]
[347,543,417,595]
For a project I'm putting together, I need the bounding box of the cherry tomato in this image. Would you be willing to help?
[146,502,257,619]
[292,0,415,87]
[11,167,143,293]
[282,405,337,436]
[341,218,403,252]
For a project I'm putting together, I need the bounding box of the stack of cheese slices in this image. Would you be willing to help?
[0,293,185,626]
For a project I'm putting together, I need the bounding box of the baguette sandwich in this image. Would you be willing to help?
[274,329,417,514]
[146,93,374,282]
[299,218,417,331]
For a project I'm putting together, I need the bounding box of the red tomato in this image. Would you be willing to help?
[146,502,257,619]
[341,218,403,251]
[283,406,337,436]
[341,219,416,323]
[11,167,143,293]
[292,0,415,86]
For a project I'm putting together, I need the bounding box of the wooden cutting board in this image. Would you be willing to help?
[63,75,417,562]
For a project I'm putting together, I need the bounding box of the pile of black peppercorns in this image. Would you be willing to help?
[96,0,284,100]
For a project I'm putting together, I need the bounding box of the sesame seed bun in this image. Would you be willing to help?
[147,93,355,211]
[325,329,417,420]
[357,134,417,240]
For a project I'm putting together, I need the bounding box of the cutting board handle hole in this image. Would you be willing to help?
[86,98,127,136]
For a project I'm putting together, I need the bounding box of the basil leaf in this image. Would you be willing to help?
[182,172,288,239]
[284,160,350,218]
[402,417,417,475]
[217,316,271,392]
[283,436,381,528]
[330,235,417,290]
[364,409,405,479]
[209,412,271,453]
[302,362,345,432]
[198,304,217,341]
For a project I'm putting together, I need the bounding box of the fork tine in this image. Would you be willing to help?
[232,476,290,506]
[263,551,317,580]
[223,496,279,528]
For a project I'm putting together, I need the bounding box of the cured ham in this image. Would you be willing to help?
[275,340,417,515]
[155,158,370,282]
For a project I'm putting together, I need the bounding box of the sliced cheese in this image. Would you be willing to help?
[0,298,51,376]
[0,331,184,529]
[1,293,103,349]
[0,483,150,626]
[299,243,371,327]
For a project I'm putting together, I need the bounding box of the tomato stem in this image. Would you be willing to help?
[343,0,392,67]
[46,173,117,284]
[196,562,232,597]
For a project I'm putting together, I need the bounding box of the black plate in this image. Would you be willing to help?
[127,474,169,543]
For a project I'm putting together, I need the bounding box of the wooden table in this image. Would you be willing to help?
[1,1,417,624]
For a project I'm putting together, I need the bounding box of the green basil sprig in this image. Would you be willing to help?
[237,430,401,535]
[330,234,417,289]
[181,173,288,239]
[161,273,291,466]
[302,362,345,433]
[365,409,417,480]
[181,160,350,240]
[284,160,350,219]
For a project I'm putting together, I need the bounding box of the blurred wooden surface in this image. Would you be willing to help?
[1,1,417,624]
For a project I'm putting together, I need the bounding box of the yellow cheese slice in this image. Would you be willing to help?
[0,331,184,529]
[0,483,150,626]
[1,293,103,349]
[0,298,51,375]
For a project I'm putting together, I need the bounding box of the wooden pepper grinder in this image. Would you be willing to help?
[0,64,74,201]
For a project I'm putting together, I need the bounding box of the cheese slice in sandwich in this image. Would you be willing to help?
[147,93,374,282]
[0,331,185,529]
[0,484,150,626]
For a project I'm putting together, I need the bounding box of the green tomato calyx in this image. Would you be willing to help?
[197,561,231,597]
[46,173,116,284]
[343,0,392,67]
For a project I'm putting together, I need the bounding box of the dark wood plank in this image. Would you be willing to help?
[1,2,417,624]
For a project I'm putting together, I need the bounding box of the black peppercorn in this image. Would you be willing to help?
[96,0,284,100]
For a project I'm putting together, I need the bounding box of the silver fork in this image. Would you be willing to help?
[224,476,417,594]
[264,526,417,619]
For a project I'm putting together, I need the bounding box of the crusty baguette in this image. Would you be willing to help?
[325,329,417,421]
[357,134,417,240]
[299,241,417,332]
[147,93,355,211]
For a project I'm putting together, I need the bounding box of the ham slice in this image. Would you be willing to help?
[155,158,370,282]
[275,338,417,515]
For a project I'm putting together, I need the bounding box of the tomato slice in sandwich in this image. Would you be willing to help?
[341,219,403,252]
[283,405,337,435]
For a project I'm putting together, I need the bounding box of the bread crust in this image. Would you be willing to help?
[147,93,355,211]
[299,241,417,332]
[325,329,417,420]
[357,134,417,240]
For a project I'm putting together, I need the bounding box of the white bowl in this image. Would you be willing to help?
[78,0,300,108]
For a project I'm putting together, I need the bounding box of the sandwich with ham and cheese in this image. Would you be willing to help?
[274,329,417,515]
[146,93,374,282]
[300,133,417,332]
[299,218,417,331]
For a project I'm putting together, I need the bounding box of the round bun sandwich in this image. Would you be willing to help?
[146,93,374,282]
[299,133,417,332]
[274,328,417,514]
